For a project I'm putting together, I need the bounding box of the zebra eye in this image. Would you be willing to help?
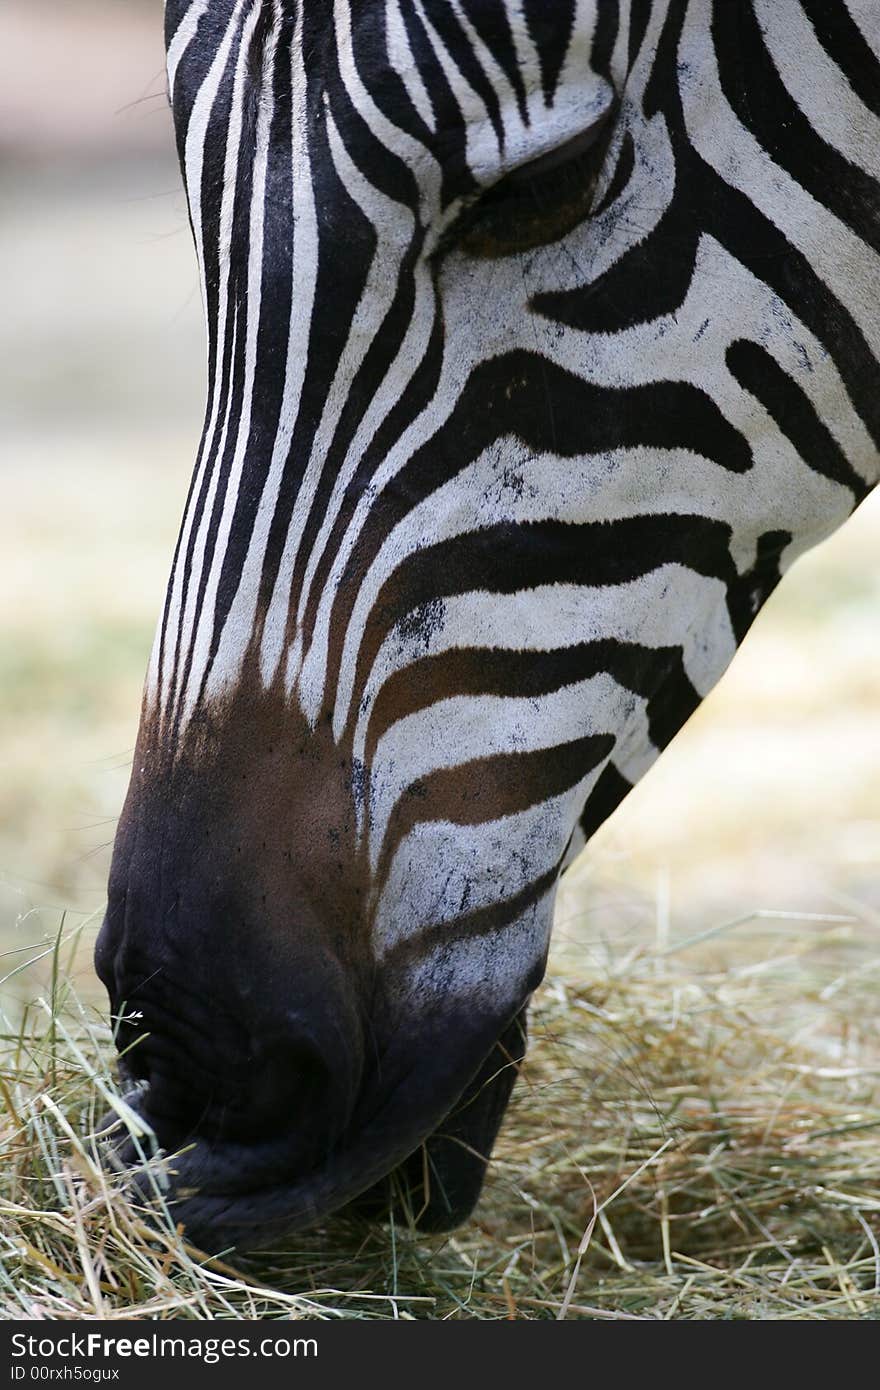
[447,106,617,259]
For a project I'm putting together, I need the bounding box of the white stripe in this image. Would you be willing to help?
[289,114,418,704]
[162,305,239,720]
[385,0,436,132]
[366,673,650,870]
[352,565,737,775]
[332,420,846,737]
[371,772,602,955]
[609,0,631,91]
[160,0,246,716]
[145,610,163,709]
[292,351,469,728]
[519,232,878,489]
[336,0,441,207]
[166,0,210,100]
[679,1,880,362]
[754,0,880,183]
[293,247,438,720]
[612,0,669,107]
[450,0,525,115]
[259,110,420,712]
[182,8,281,722]
[413,0,500,184]
[844,0,880,50]
[181,0,245,312]
[207,12,319,699]
[399,887,555,1009]
[500,0,547,105]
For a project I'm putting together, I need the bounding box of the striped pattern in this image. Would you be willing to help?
[148,0,879,996]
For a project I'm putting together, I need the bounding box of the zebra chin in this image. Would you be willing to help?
[101,1006,528,1255]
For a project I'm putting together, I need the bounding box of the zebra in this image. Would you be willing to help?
[96,0,880,1252]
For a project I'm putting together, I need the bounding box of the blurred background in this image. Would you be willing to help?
[2,0,879,1010]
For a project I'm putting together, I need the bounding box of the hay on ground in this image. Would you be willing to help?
[1,905,879,1320]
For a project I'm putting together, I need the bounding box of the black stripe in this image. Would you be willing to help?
[629,0,654,70]
[637,0,880,457]
[205,45,297,676]
[168,0,241,167]
[421,1,506,151]
[374,733,614,893]
[726,527,791,645]
[522,0,577,105]
[726,340,868,500]
[166,302,241,713]
[363,639,698,767]
[291,304,445,659]
[463,0,530,117]
[591,0,620,79]
[317,348,752,701]
[367,2,437,144]
[346,512,736,727]
[701,164,880,457]
[592,129,635,216]
[712,1,880,258]
[179,35,265,700]
[531,192,700,333]
[791,0,880,122]
[195,15,249,366]
[398,1,481,206]
[169,6,268,706]
[578,762,633,842]
[383,861,561,970]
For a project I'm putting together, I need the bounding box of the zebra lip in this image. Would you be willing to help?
[100,1030,504,1254]
[123,1102,451,1254]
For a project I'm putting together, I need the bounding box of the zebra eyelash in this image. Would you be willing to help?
[432,102,621,260]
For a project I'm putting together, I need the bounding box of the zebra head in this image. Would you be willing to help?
[96,0,880,1250]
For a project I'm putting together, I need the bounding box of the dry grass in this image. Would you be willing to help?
[3,905,879,1321]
